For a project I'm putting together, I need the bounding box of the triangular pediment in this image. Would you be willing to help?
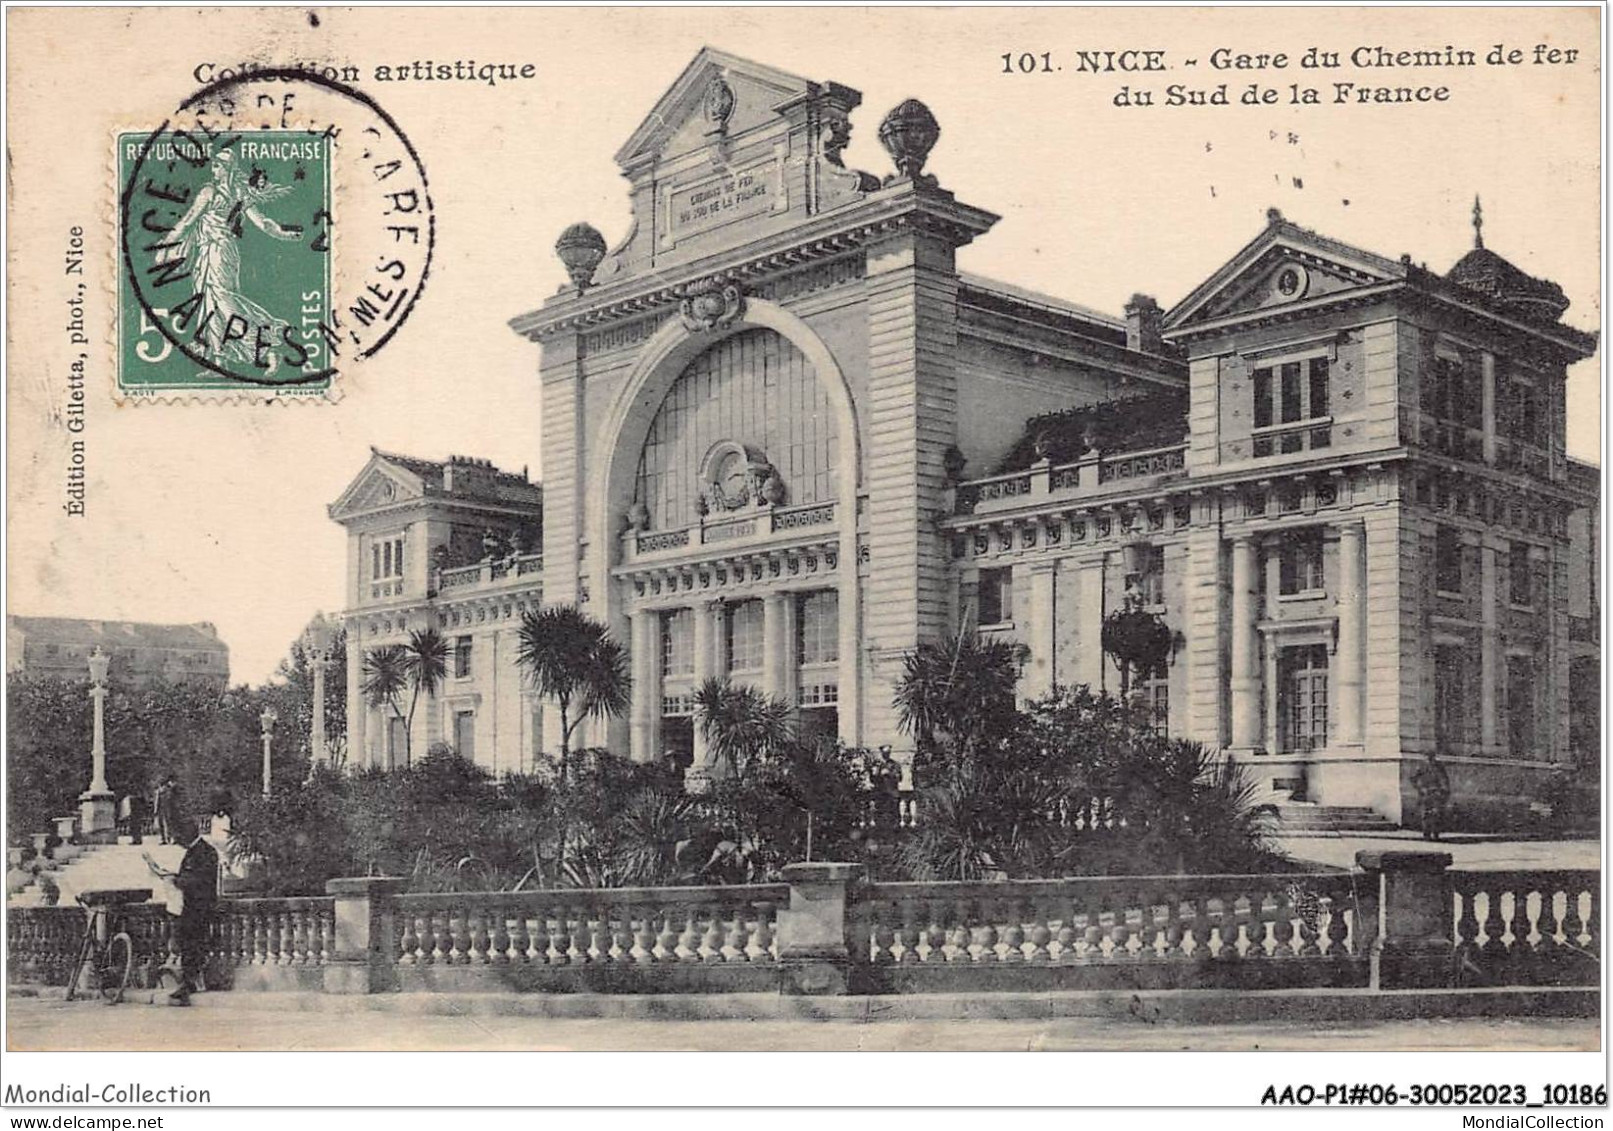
[327,453,427,523]
[616,48,844,169]
[1164,217,1407,334]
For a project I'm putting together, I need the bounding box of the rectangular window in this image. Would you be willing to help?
[1434,644,1466,750]
[726,599,765,673]
[660,609,694,677]
[372,543,381,581]
[797,590,839,667]
[1144,678,1169,737]
[1279,361,1303,424]
[1279,530,1325,595]
[1282,645,1329,753]
[1308,357,1330,418]
[454,635,473,679]
[1252,368,1273,429]
[1435,526,1464,594]
[978,567,1013,626]
[1129,546,1166,607]
[383,540,393,578]
[1507,654,1537,757]
[1509,542,1533,607]
[454,711,476,762]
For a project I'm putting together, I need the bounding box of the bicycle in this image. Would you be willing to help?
[64,887,151,1005]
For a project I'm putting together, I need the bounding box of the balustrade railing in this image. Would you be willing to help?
[436,554,543,593]
[1451,870,1599,986]
[8,862,1597,997]
[857,873,1368,989]
[955,445,1187,515]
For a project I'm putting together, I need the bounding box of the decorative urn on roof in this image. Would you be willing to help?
[555,223,607,290]
[878,98,941,185]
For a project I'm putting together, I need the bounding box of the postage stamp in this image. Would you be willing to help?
[113,69,434,402]
[117,129,334,393]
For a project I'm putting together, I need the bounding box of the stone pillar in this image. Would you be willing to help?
[1355,850,1454,989]
[1263,545,1281,756]
[323,876,408,994]
[777,861,865,995]
[346,626,367,768]
[1230,536,1261,750]
[629,609,658,764]
[1025,562,1057,698]
[1479,539,1500,754]
[1074,556,1106,692]
[763,592,789,702]
[1336,521,1366,747]
[691,601,717,772]
[1481,351,1497,465]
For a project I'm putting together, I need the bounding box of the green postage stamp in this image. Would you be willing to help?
[117,129,333,396]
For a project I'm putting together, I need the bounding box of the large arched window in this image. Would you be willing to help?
[633,328,839,530]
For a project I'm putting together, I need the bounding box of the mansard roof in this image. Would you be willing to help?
[328,449,542,523]
[1163,208,1596,360]
[9,616,227,652]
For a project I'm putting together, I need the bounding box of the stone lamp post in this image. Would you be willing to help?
[260,706,278,798]
[78,647,117,841]
[306,614,333,771]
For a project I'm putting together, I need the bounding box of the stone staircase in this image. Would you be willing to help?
[9,841,184,908]
[1274,803,1398,834]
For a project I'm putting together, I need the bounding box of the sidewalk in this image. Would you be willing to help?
[5,994,1598,1052]
[1275,832,1601,872]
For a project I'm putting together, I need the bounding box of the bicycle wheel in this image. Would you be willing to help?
[99,933,133,1004]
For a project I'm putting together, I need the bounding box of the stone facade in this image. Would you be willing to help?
[337,48,1598,825]
[6,617,229,689]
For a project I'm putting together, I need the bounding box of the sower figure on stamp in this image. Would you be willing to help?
[1412,752,1451,841]
[146,816,219,1005]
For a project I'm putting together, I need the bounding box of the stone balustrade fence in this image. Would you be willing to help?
[7,853,1598,997]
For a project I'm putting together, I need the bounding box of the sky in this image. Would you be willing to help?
[7,6,1602,686]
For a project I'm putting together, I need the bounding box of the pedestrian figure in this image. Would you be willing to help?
[1412,752,1451,841]
[869,745,903,836]
[153,776,181,845]
[126,792,146,845]
[145,817,219,1006]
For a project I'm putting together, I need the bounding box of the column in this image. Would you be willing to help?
[346,627,367,768]
[1025,562,1057,698]
[780,593,799,713]
[1264,544,1282,755]
[691,601,719,771]
[1229,536,1261,750]
[763,592,789,702]
[1479,540,1499,753]
[1074,556,1106,691]
[629,609,658,764]
[1335,521,1366,747]
[1480,351,1497,465]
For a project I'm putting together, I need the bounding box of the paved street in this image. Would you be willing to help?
[7,996,1597,1052]
[1276,833,1601,873]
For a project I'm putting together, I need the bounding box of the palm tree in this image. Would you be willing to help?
[362,645,409,763]
[692,677,795,779]
[894,631,1024,775]
[514,605,631,786]
[401,627,450,758]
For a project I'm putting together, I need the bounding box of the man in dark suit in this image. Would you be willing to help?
[148,816,219,1005]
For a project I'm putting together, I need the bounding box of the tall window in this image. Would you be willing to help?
[978,568,1013,626]
[1434,644,1467,750]
[797,590,839,666]
[1252,357,1330,454]
[1500,370,1544,447]
[1435,526,1464,594]
[1424,350,1482,427]
[726,600,765,674]
[1279,530,1326,595]
[1281,645,1329,752]
[1509,542,1534,607]
[1507,654,1537,757]
[1128,545,1165,607]
[660,609,694,677]
[1143,676,1169,737]
[453,635,473,679]
[372,534,405,581]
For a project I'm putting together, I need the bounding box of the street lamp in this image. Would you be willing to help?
[305,614,334,771]
[259,706,278,798]
[79,647,116,840]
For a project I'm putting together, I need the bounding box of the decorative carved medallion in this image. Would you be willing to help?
[679,279,746,333]
[703,75,736,134]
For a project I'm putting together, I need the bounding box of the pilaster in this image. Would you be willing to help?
[1024,562,1057,698]
[1183,505,1225,746]
[1229,535,1260,751]
[1335,520,1366,748]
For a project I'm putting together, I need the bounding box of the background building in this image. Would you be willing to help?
[6,616,230,688]
[336,48,1599,826]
